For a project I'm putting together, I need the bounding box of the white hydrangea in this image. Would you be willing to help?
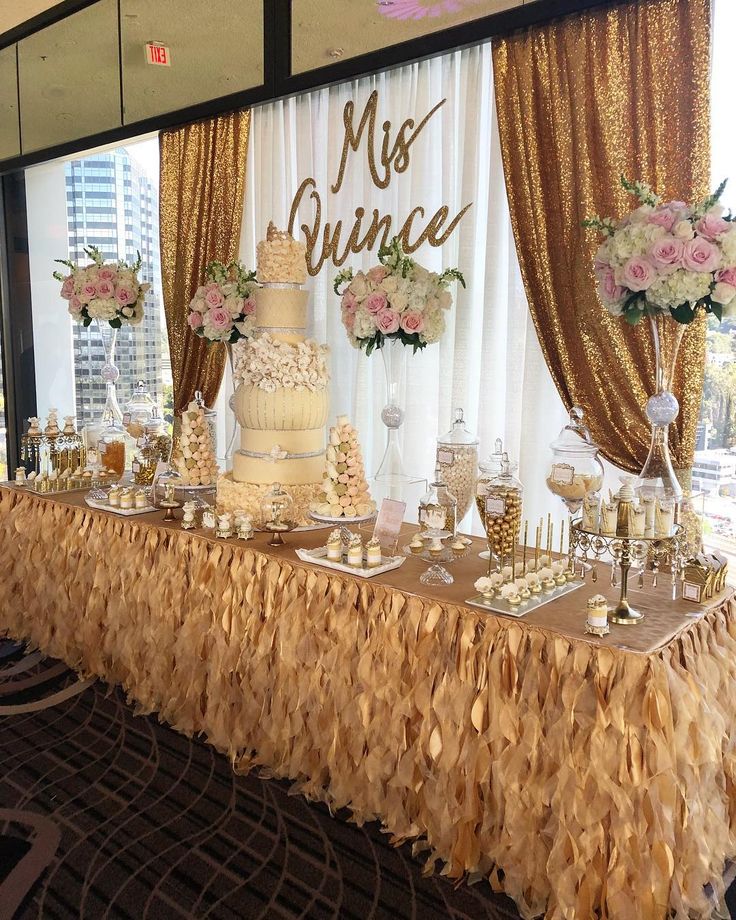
[646,270,712,310]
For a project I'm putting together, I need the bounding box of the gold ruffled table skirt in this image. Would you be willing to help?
[1,485,735,920]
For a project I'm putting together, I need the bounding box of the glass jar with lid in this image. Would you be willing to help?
[546,407,604,514]
[97,416,129,480]
[476,452,523,569]
[132,410,173,485]
[123,380,158,440]
[418,465,457,536]
[152,464,184,508]
[261,483,296,533]
[436,408,478,524]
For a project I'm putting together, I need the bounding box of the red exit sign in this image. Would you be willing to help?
[145,43,171,66]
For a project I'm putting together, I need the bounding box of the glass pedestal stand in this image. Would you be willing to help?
[569,520,686,625]
[374,338,424,490]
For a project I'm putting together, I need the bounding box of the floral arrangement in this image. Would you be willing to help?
[54,245,149,328]
[233,333,329,393]
[334,237,465,354]
[187,261,258,344]
[585,177,735,325]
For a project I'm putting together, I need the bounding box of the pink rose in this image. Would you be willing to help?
[649,236,685,273]
[79,282,97,304]
[343,311,355,331]
[596,267,626,303]
[682,237,721,273]
[342,291,358,314]
[619,257,657,292]
[400,310,425,334]
[712,282,736,305]
[188,311,204,329]
[696,213,730,242]
[60,276,75,299]
[96,279,114,298]
[97,266,117,282]
[243,296,256,315]
[376,309,400,334]
[69,294,82,313]
[208,307,231,330]
[205,288,224,308]
[648,208,680,232]
[115,285,134,306]
[367,266,388,284]
[716,267,736,287]
[365,292,388,314]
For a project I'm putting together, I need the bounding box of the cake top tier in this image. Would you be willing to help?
[256,222,307,284]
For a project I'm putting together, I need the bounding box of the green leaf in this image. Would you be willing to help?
[109,317,122,329]
[624,309,642,326]
[711,302,724,323]
[669,302,695,324]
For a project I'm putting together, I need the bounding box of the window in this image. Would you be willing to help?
[25,137,171,435]
[697,0,736,559]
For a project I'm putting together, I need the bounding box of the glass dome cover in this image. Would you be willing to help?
[124,380,158,439]
[438,408,479,447]
[547,407,604,514]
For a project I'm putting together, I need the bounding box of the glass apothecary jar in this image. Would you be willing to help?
[546,407,604,514]
[152,465,183,508]
[476,453,523,569]
[123,380,158,440]
[132,410,173,485]
[436,408,478,524]
[418,466,457,536]
[97,417,130,480]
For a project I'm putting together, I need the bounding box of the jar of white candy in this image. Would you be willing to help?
[436,408,478,525]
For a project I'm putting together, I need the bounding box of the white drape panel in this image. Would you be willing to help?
[221,43,568,531]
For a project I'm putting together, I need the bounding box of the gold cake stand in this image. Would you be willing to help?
[569,520,686,625]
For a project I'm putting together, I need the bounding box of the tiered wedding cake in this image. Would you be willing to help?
[217,223,329,523]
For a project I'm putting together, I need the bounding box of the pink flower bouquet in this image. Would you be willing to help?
[586,177,735,324]
[187,261,258,344]
[54,245,149,328]
[334,237,464,354]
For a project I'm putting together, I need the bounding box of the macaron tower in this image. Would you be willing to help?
[312,415,376,519]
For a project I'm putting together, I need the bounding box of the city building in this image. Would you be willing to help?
[66,149,163,427]
[692,448,736,496]
[695,419,712,452]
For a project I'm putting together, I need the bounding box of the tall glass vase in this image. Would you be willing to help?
[225,343,239,466]
[375,337,415,484]
[636,313,686,504]
[97,320,123,423]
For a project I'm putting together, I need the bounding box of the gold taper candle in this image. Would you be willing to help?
[559,519,565,558]
[522,520,528,572]
[546,514,552,556]
[534,523,541,570]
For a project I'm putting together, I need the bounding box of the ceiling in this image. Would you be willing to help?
[0,0,63,36]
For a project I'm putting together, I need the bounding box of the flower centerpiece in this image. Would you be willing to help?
[586,176,735,324]
[54,244,148,328]
[585,176,734,503]
[54,245,150,425]
[334,237,464,354]
[334,238,465,484]
[187,260,258,344]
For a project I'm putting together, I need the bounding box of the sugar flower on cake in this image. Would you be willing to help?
[54,245,149,328]
[187,260,258,344]
[585,176,735,324]
[233,333,329,392]
[334,237,465,354]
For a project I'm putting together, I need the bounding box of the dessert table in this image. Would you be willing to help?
[1,483,735,920]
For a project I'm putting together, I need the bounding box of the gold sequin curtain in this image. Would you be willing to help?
[492,0,710,473]
[159,111,251,414]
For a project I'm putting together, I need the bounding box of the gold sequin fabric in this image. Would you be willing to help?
[159,111,251,414]
[492,0,710,473]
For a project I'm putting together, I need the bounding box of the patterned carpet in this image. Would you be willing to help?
[2,640,735,920]
[0,639,521,920]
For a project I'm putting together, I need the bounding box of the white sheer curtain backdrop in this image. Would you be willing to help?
[218,42,568,532]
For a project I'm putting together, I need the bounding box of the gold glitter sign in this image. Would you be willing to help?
[288,90,472,276]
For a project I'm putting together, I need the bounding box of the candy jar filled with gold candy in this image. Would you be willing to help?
[123,380,158,440]
[546,407,604,515]
[418,465,457,537]
[97,416,129,480]
[476,453,523,571]
[132,410,172,486]
[436,408,478,525]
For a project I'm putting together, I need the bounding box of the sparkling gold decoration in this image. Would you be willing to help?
[160,110,251,414]
[492,0,711,474]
